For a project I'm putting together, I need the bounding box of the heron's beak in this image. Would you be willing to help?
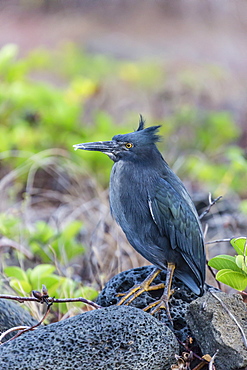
[73,140,119,153]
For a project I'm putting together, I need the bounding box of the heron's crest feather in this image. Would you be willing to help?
[135,115,161,144]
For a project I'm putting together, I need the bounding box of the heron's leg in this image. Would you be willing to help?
[116,267,164,306]
[143,262,175,321]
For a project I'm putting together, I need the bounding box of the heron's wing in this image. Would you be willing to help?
[148,177,205,281]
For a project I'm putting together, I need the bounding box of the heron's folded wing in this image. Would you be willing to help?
[148,177,205,280]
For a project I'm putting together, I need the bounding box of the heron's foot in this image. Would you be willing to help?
[143,262,176,322]
[116,268,163,306]
[143,289,175,322]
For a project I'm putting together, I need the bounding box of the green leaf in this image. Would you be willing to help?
[230,237,247,256]
[4,266,28,282]
[62,220,83,240]
[235,255,247,273]
[28,264,56,285]
[29,240,52,263]
[63,242,84,261]
[216,269,247,290]
[33,221,54,242]
[208,255,242,272]
[9,279,32,295]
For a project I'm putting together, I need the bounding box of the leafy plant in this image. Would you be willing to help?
[208,237,247,291]
[4,264,59,296]
[0,213,98,314]
[4,264,98,314]
[29,220,85,264]
[0,214,85,265]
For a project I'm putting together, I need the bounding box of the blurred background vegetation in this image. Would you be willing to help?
[0,0,247,320]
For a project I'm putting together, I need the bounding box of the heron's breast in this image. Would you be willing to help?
[110,162,157,235]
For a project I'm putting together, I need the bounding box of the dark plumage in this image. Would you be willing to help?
[74,116,205,296]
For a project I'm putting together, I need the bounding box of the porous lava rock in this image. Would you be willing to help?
[0,299,38,342]
[0,305,179,370]
[96,265,217,342]
[186,291,247,370]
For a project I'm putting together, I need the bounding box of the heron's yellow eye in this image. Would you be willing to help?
[125,143,133,149]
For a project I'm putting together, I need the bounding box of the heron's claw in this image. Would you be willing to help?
[116,268,163,306]
[143,289,175,322]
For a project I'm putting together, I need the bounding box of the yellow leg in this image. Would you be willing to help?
[117,267,164,306]
[143,262,175,321]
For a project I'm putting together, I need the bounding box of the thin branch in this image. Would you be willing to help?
[0,294,101,310]
[239,291,247,297]
[206,260,222,290]
[0,301,53,345]
[203,223,208,239]
[199,194,222,220]
[176,337,210,364]
[208,350,218,370]
[210,291,247,349]
[206,238,231,245]
[0,326,30,343]
[192,361,209,370]
[0,289,101,345]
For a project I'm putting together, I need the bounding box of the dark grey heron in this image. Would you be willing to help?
[74,116,205,317]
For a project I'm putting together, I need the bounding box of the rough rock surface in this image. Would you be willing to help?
[0,299,38,342]
[97,265,218,342]
[186,291,247,370]
[0,305,179,370]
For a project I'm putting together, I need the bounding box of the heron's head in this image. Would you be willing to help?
[73,115,161,162]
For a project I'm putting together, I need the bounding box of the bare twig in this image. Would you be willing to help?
[0,326,30,343]
[239,291,247,297]
[203,223,208,240]
[192,361,209,369]
[0,301,53,345]
[0,294,101,310]
[210,291,247,349]
[208,350,218,370]
[206,261,222,290]
[176,337,210,364]
[206,238,231,245]
[199,194,222,220]
[0,287,101,345]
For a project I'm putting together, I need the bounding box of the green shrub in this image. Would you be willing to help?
[208,237,247,291]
